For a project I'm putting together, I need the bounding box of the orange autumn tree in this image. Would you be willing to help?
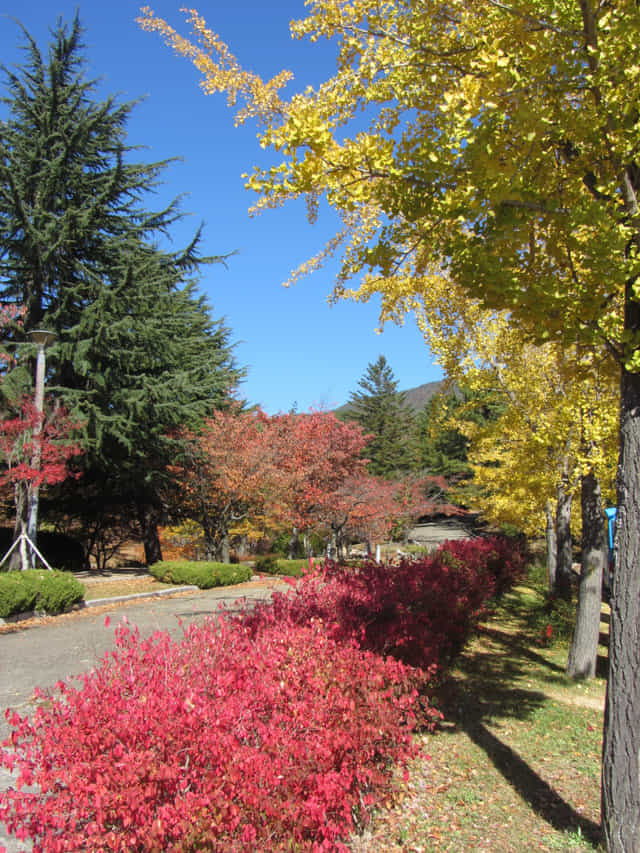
[173,407,375,561]
[267,409,371,556]
[171,407,280,563]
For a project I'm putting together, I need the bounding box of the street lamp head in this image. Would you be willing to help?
[27,329,57,348]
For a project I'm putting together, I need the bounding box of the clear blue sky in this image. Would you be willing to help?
[0,1,443,414]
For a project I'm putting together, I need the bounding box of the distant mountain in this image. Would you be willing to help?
[334,379,444,418]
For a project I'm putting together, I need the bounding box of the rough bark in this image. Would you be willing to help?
[566,472,605,680]
[545,498,557,592]
[139,505,162,566]
[555,481,574,598]
[602,365,640,852]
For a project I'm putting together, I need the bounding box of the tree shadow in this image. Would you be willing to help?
[431,634,603,848]
[478,625,567,675]
[462,719,602,847]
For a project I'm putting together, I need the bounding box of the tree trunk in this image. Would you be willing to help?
[139,505,162,566]
[566,472,605,680]
[236,535,248,558]
[545,498,557,592]
[602,365,640,852]
[327,530,337,561]
[8,482,29,571]
[288,527,299,560]
[555,481,573,598]
[219,533,231,564]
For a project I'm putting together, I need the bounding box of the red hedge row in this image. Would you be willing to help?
[242,535,526,670]
[0,535,524,852]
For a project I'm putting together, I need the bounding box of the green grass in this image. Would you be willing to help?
[349,571,607,852]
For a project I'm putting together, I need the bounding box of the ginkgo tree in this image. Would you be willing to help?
[415,281,618,678]
[141,3,640,847]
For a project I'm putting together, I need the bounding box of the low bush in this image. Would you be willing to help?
[243,535,526,671]
[0,570,84,618]
[254,556,317,577]
[0,617,437,852]
[0,535,522,850]
[277,558,320,577]
[149,560,251,589]
[253,554,279,574]
[0,572,38,618]
[438,535,527,597]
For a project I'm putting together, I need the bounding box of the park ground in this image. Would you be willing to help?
[351,577,607,852]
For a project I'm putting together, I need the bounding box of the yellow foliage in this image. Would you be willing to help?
[138,1,639,371]
[138,1,627,536]
[416,290,618,534]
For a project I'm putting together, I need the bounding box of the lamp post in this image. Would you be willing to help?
[26,329,56,564]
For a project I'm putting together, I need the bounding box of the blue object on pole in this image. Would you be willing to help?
[605,507,617,555]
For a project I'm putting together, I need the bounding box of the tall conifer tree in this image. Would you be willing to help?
[347,355,415,478]
[0,16,241,562]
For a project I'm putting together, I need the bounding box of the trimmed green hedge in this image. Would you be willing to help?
[149,561,252,589]
[254,557,318,577]
[0,570,85,619]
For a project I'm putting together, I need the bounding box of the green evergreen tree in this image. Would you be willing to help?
[0,16,242,563]
[416,386,508,503]
[346,355,415,478]
[54,238,241,564]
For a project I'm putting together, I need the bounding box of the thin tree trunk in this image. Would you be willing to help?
[219,533,231,564]
[9,482,29,571]
[202,515,216,560]
[288,527,299,560]
[545,498,557,592]
[236,535,248,558]
[555,481,573,598]
[602,364,640,852]
[327,530,337,561]
[566,472,605,680]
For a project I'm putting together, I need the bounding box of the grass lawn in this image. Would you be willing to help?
[350,579,607,852]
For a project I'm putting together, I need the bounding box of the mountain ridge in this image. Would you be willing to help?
[334,379,444,417]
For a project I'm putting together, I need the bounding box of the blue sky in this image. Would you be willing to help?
[0,1,442,413]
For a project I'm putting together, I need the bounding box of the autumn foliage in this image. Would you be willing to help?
[172,407,439,559]
[242,535,527,671]
[0,398,83,491]
[0,536,524,851]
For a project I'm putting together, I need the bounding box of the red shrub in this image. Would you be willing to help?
[1,618,434,852]
[242,535,525,671]
[438,535,528,597]
[0,535,523,851]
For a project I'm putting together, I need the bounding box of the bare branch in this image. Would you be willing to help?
[487,1,582,37]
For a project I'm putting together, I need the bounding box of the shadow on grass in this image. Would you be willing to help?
[463,719,602,847]
[432,628,604,848]
[478,625,568,675]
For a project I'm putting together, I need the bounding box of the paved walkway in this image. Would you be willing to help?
[0,578,287,852]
